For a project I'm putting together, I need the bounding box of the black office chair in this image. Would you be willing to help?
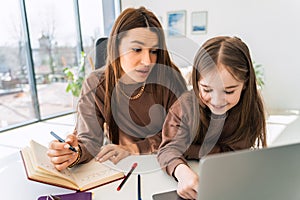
[95,37,108,69]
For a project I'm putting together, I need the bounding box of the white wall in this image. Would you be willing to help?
[121,0,300,112]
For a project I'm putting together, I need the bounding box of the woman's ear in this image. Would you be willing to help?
[242,81,247,90]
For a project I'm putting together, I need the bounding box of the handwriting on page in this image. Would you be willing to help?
[70,160,120,185]
[79,170,112,183]
[30,140,74,180]
[39,162,73,178]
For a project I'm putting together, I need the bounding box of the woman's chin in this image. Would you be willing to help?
[131,75,148,83]
[119,75,147,84]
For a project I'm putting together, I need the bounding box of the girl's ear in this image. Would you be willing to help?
[198,91,202,100]
[198,91,206,108]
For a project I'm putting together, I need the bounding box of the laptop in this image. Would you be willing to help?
[152,142,300,200]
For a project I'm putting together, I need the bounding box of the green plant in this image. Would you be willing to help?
[253,62,265,89]
[64,51,86,97]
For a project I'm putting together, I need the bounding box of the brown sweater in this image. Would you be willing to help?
[74,68,187,163]
[158,91,252,176]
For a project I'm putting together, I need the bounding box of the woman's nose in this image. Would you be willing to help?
[140,52,152,65]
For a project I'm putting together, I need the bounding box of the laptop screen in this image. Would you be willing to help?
[197,143,300,200]
[152,143,300,200]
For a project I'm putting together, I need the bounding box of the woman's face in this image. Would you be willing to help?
[198,64,244,115]
[119,27,159,84]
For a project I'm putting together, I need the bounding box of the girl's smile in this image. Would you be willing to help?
[199,64,244,115]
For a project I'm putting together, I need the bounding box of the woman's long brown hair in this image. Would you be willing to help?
[192,36,267,148]
[104,7,186,144]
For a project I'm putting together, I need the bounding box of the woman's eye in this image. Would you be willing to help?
[132,48,142,52]
[150,49,158,54]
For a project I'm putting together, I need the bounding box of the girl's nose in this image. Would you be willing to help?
[210,92,225,106]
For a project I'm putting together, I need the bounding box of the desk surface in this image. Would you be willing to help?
[0,152,198,200]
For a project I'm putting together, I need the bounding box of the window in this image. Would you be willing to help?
[79,0,105,71]
[0,1,36,129]
[0,0,119,132]
[25,0,76,118]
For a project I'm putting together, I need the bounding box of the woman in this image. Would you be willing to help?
[47,6,187,170]
[157,36,267,199]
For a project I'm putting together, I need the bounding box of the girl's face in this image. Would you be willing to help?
[198,64,244,115]
[119,28,159,84]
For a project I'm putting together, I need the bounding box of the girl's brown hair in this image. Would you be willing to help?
[192,36,267,148]
[104,7,186,143]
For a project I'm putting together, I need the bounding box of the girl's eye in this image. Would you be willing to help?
[203,89,212,93]
[225,91,234,94]
[132,48,142,52]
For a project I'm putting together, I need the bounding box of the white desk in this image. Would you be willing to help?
[0,151,198,200]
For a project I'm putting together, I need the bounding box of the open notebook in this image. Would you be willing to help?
[153,142,300,200]
[20,140,124,191]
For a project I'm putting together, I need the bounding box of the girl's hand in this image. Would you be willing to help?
[47,134,79,171]
[96,144,131,164]
[174,163,199,200]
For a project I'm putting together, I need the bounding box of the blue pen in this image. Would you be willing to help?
[50,131,77,153]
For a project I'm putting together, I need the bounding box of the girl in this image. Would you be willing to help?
[47,7,187,170]
[157,36,267,199]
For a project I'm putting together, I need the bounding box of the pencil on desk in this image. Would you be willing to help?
[117,162,138,191]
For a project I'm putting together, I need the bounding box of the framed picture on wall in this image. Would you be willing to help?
[191,11,208,34]
[167,10,186,37]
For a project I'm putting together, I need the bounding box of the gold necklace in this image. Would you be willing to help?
[118,82,146,100]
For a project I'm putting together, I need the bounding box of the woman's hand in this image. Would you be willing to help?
[174,163,199,200]
[47,134,79,171]
[96,144,132,164]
